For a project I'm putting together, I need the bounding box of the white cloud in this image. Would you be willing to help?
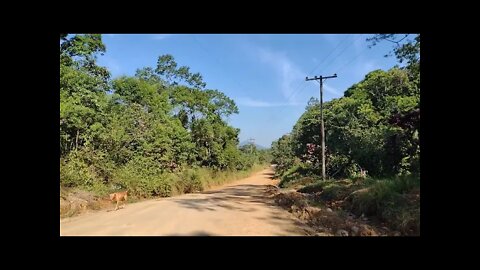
[355,60,380,78]
[100,56,121,75]
[237,97,302,107]
[109,63,121,74]
[323,84,341,96]
[324,34,341,45]
[256,47,305,103]
[151,34,172,40]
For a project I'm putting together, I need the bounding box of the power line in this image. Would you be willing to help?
[333,34,395,75]
[266,35,355,122]
[319,34,365,76]
[267,34,372,146]
[332,34,413,75]
[284,35,352,104]
[306,34,351,77]
[334,45,371,74]
[284,35,362,106]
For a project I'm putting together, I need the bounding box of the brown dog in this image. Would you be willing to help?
[109,190,128,211]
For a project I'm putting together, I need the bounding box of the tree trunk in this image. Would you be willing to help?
[76,130,79,149]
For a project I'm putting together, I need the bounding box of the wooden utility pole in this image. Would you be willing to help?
[306,74,337,180]
[248,138,255,154]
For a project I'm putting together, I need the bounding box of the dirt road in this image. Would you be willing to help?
[60,168,312,236]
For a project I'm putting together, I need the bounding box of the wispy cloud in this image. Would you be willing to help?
[237,97,302,107]
[323,84,341,96]
[323,34,341,45]
[353,34,365,53]
[354,60,380,78]
[256,47,305,103]
[151,34,172,40]
[99,56,122,77]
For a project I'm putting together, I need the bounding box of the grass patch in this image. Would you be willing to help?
[297,179,354,200]
[346,175,420,234]
[297,180,333,193]
[288,173,420,235]
[278,163,318,188]
[60,163,269,218]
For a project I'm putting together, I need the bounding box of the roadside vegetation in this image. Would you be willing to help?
[270,34,420,235]
[60,34,271,218]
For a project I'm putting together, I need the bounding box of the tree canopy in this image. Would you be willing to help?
[60,34,268,197]
[272,34,420,179]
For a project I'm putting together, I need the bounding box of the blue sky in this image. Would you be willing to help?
[96,34,415,147]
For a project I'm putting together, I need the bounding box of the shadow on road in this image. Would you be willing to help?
[168,183,312,235]
[166,230,214,236]
[171,184,279,213]
[261,171,276,179]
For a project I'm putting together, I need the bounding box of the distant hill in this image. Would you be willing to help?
[239,141,268,150]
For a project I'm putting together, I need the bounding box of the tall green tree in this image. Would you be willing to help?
[275,65,420,178]
[60,34,111,155]
[61,35,260,197]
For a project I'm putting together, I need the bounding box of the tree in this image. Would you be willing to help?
[274,65,420,178]
[367,34,419,63]
[367,34,420,80]
[60,34,111,156]
[61,36,257,198]
[155,54,207,89]
[60,34,110,84]
[271,134,295,177]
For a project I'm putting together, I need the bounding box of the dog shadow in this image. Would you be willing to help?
[106,206,126,212]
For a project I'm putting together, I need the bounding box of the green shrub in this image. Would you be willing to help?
[347,175,420,234]
[179,168,205,193]
[147,175,173,197]
[112,156,169,198]
[60,152,103,189]
[320,182,355,201]
[297,180,335,193]
[279,163,317,188]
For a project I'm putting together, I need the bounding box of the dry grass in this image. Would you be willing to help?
[60,165,269,219]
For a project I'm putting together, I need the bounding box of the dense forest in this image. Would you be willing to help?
[60,34,271,205]
[270,34,420,234]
